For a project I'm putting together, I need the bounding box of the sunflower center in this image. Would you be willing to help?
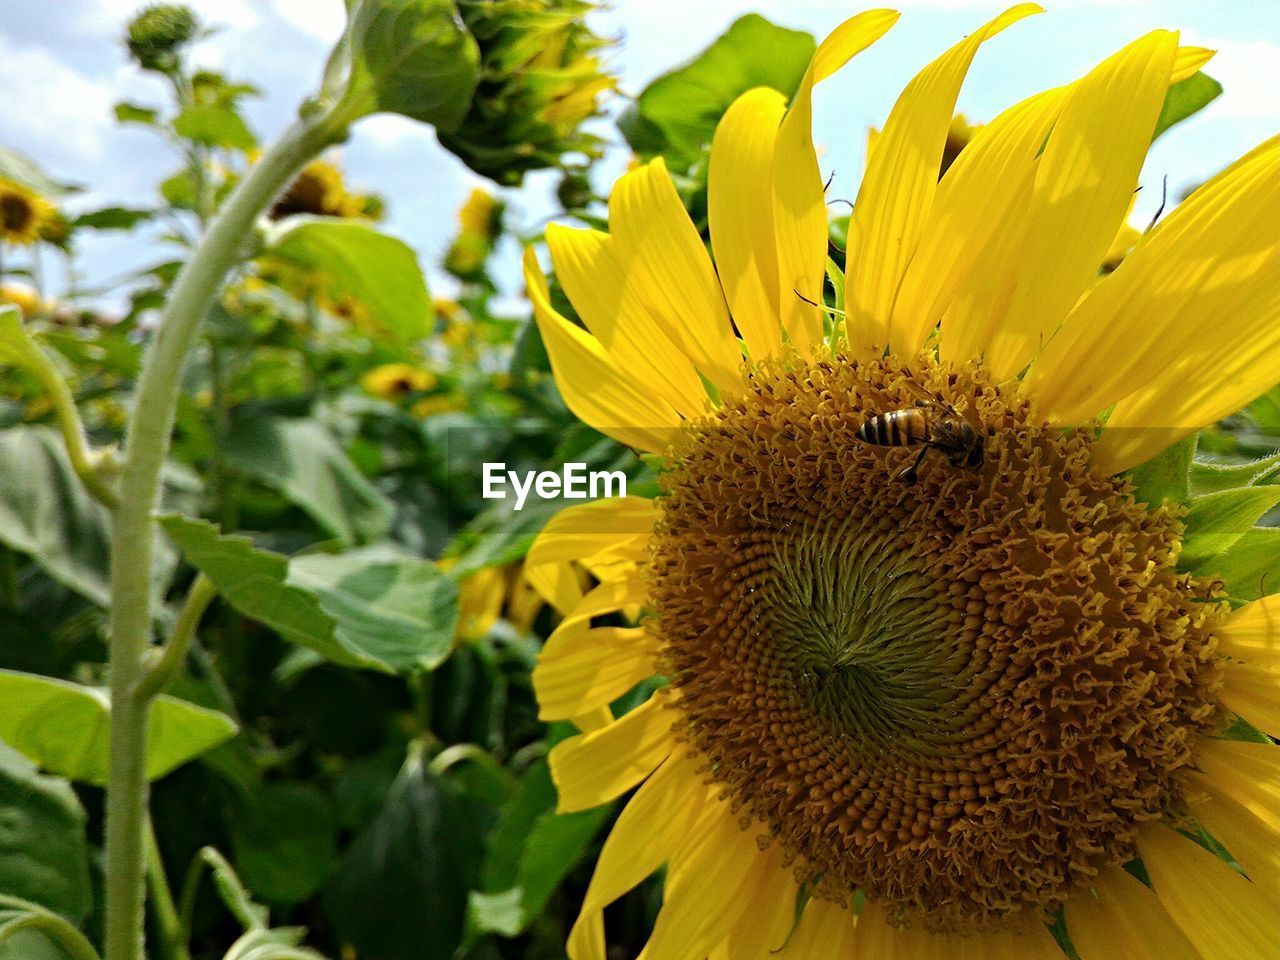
[0,193,35,233]
[648,354,1225,932]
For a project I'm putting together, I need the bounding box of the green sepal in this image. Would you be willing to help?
[1188,526,1280,602]
[1190,451,1280,495]
[1125,433,1196,506]
[1179,486,1280,569]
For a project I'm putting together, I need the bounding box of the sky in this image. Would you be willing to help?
[1,0,1277,311]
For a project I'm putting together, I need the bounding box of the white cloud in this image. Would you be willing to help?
[271,0,347,43]
[0,35,114,161]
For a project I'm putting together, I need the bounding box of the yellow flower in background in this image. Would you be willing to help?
[269,159,379,221]
[445,189,505,281]
[0,282,44,318]
[521,7,1280,960]
[0,177,54,245]
[409,394,465,419]
[454,563,549,642]
[360,363,437,400]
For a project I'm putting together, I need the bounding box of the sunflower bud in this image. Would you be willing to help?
[439,0,617,186]
[125,3,201,74]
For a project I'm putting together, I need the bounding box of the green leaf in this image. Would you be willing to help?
[72,206,153,230]
[1125,433,1196,506]
[289,548,459,672]
[266,216,432,341]
[229,782,336,905]
[159,515,456,673]
[0,744,91,923]
[172,104,257,150]
[618,14,815,170]
[1189,527,1280,601]
[0,427,113,607]
[1153,71,1222,141]
[221,415,394,545]
[0,669,237,786]
[324,747,486,960]
[1180,486,1280,568]
[327,0,481,129]
[468,759,609,938]
[113,101,159,125]
[1190,452,1280,495]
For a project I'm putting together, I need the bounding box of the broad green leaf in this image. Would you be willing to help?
[0,427,113,607]
[159,516,456,673]
[324,747,486,960]
[618,14,815,170]
[173,104,257,150]
[289,548,459,672]
[325,0,481,129]
[0,927,72,960]
[468,758,609,937]
[265,216,431,341]
[1189,527,1280,601]
[0,744,91,923]
[72,206,153,230]
[113,101,159,125]
[0,669,237,786]
[1153,71,1222,141]
[1180,487,1280,568]
[1125,433,1196,506]
[221,415,394,545]
[229,782,336,905]
[1190,452,1280,495]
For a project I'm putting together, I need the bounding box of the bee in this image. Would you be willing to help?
[855,396,983,484]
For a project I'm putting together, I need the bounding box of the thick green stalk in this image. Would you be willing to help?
[103,112,340,960]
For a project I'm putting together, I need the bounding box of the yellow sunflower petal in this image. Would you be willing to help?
[845,3,1041,358]
[527,496,657,570]
[719,847,799,959]
[1220,658,1280,738]
[776,898,854,959]
[1138,824,1277,960]
[1172,46,1215,79]
[1186,774,1280,909]
[774,8,899,358]
[902,85,1067,361]
[1065,865,1201,960]
[975,29,1178,381]
[569,752,708,960]
[640,817,771,960]
[535,625,660,721]
[1024,134,1280,442]
[525,248,681,453]
[1192,738,1280,833]
[709,87,788,362]
[549,692,676,813]
[523,560,584,617]
[608,158,741,392]
[547,224,709,418]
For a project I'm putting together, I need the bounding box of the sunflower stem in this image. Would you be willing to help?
[102,110,342,960]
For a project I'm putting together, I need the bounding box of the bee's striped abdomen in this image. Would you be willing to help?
[856,408,929,447]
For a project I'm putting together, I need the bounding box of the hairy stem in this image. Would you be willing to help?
[103,112,340,960]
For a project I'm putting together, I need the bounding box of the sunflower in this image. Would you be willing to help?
[269,160,377,221]
[360,362,437,400]
[0,177,54,246]
[520,7,1280,959]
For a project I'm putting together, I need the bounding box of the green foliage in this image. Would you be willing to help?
[324,747,486,960]
[326,0,481,129]
[619,14,815,172]
[220,415,395,545]
[265,216,432,341]
[1189,527,1280,601]
[1124,433,1195,506]
[1153,71,1222,141]
[1180,486,1280,568]
[229,782,337,905]
[468,756,610,938]
[160,515,459,673]
[0,669,237,785]
[173,105,257,151]
[0,745,92,924]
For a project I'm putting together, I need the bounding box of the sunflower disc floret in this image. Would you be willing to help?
[649,354,1226,931]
